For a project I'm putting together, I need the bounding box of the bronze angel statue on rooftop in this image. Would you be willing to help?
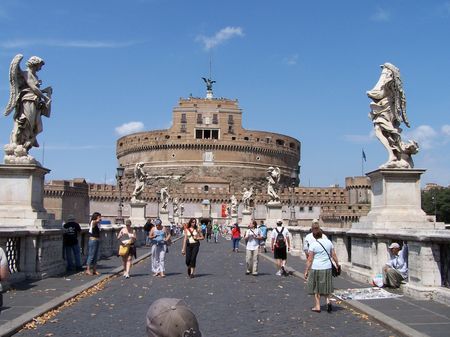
[367,63,418,169]
[3,54,53,164]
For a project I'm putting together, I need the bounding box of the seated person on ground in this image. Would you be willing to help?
[383,242,408,288]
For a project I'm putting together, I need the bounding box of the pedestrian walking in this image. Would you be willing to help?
[244,220,262,275]
[181,218,204,278]
[206,222,212,242]
[117,219,137,278]
[149,219,171,277]
[144,218,153,247]
[231,222,241,252]
[258,220,268,253]
[62,214,83,272]
[212,222,220,243]
[200,221,206,238]
[271,219,291,276]
[303,219,328,259]
[0,246,9,311]
[304,230,339,313]
[85,212,102,276]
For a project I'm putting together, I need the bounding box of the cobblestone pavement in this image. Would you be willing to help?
[16,240,399,337]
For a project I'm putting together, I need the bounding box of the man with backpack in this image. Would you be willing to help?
[271,219,291,276]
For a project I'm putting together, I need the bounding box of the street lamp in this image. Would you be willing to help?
[116,165,125,225]
[289,169,297,225]
[156,190,161,218]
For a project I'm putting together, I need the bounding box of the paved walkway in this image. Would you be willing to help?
[0,237,447,336]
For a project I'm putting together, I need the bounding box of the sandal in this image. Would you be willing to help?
[311,308,321,313]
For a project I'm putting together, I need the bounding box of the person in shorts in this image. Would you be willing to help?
[271,219,291,276]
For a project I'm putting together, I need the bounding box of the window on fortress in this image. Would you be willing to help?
[308,206,313,212]
[181,113,187,123]
[213,114,218,124]
[180,124,186,133]
[204,185,209,192]
[228,126,234,134]
[228,115,234,124]
[299,206,304,212]
[276,139,285,146]
[195,129,219,140]
[197,114,203,124]
[244,137,249,141]
[289,142,295,148]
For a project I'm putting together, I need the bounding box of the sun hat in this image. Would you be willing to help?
[388,242,400,249]
[146,298,202,337]
[154,219,162,226]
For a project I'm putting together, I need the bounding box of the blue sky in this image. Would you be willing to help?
[0,0,449,188]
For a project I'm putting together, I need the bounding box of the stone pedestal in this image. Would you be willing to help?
[231,213,238,225]
[354,168,428,230]
[348,168,439,284]
[0,164,57,228]
[265,202,282,228]
[159,210,169,225]
[129,202,147,226]
[241,209,252,226]
[0,164,65,278]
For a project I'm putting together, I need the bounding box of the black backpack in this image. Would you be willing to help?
[275,227,286,249]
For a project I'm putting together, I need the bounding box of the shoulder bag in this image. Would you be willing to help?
[316,240,341,277]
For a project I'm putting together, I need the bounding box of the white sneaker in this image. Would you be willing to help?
[276,270,282,276]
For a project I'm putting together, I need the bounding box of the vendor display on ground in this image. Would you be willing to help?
[334,287,403,301]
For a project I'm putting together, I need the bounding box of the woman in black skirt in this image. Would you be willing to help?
[181,218,204,278]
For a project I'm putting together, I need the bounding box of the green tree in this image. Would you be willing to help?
[422,187,450,224]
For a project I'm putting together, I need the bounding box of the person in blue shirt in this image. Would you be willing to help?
[149,219,171,278]
[258,221,268,253]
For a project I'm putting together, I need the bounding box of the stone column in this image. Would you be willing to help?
[265,202,282,228]
[241,209,252,226]
[129,201,147,226]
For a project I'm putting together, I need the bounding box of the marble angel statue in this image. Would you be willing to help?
[131,162,148,202]
[266,166,281,203]
[160,187,170,212]
[3,54,53,164]
[230,195,238,214]
[242,186,254,211]
[367,63,419,169]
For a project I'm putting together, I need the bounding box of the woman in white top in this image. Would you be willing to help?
[117,219,137,278]
[181,218,204,278]
[304,230,339,313]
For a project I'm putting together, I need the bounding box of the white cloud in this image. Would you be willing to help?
[442,124,450,137]
[344,130,375,143]
[403,125,437,150]
[115,121,145,136]
[370,7,391,22]
[0,39,139,49]
[283,54,299,66]
[196,26,244,50]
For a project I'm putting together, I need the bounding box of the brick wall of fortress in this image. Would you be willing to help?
[116,97,300,193]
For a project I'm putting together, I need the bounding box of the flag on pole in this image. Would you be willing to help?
[362,149,367,162]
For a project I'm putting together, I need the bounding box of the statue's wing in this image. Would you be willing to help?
[4,54,24,116]
[202,77,207,83]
